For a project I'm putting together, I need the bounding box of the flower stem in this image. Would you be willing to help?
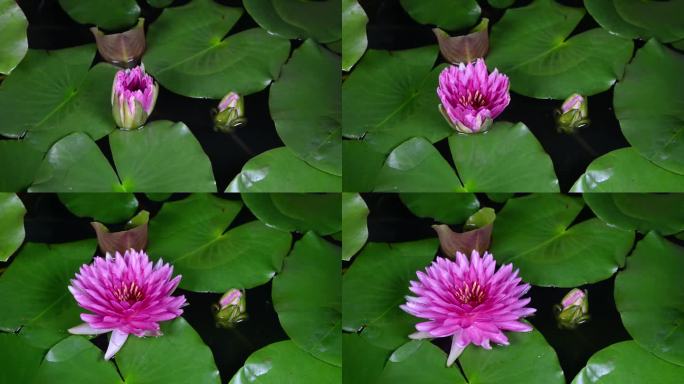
[230,132,254,156]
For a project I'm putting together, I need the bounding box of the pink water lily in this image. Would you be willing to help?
[401,250,535,366]
[437,59,510,133]
[68,249,186,360]
[112,65,158,130]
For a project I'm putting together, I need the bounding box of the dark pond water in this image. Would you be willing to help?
[12,0,289,191]
[358,0,635,192]
[8,193,288,382]
[360,193,633,382]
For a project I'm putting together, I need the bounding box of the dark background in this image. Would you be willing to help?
[357,0,637,192]
[12,0,288,192]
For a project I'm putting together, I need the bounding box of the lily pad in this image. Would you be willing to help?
[399,0,480,31]
[242,193,341,235]
[270,40,341,176]
[584,194,684,236]
[491,194,634,287]
[58,193,138,224]
[584,0,651,40]
[0,333,44,384]
[243,0,307,40]
[0,0,27,75]
[615,233,684,366]
[342,193,369,261]
[226,147,342,192]
[0,141,43,192]
[342,239,438,349]
[271,0,341,44]
[571,148,684,192]
[614,40,684,175]
[147,194,291,292]
[459,326,565,384]
[342,0,368,71]
[144,0,290,98]
[342,140,386,192]
[58,0,139,31]
[342,46,451,153]
[116,318,221,384]
[0,240,96,348]
[229,340,341,384]
[375,340,466,384]
[449,122,559,192]
[487,0,633,99]
[0,45,117,152]
[342,333,391,384]
[399,193,479,225]
[33,336,122,384]
[613,0,684,43]
[273,233,341,366]
[0,193,25,262]
[572,341,684,383]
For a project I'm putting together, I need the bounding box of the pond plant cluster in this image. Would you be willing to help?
[0,0,683,383]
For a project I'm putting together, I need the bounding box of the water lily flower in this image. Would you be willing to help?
[68,249,186,360]
[554,288,590,329]
[112,65,158,130]
[212,288,248,328]
[401,250,535,366]
[213,91,246,133]
[555,93,589,134]
[437,59,510,134]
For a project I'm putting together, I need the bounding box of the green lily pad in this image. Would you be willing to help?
[242,193,341,235]
[0,333,44,384]
[270,40,341,176]
[613,0,684,43]
[0,45,117,152]
[110,120,216,192]
[342,239,438,349]
[229,340,341,384]
[375,137,463,192]
[0,0,27,75]
[58,193,138,224]
[572,341,684,383]
[487,0,633,99]
[376,340,466,384]
[615,233,684,366]
[58,0,139,31]
[459,326,565,384]
[342,0,368,71]
[243,0,307,40]
[226,147,342,192]
[342,140,386,192]
[399,193,479,225]
[399,0,480,31]
[449,122,559,192]
[491,194,634,287]
[144,0,290,98]
[273,233,341,366]
[271,0,341,44]
[0,240,96,348]
[116,318,221,384]
[342,333,391,384]
[147,194,291,292]
[584,194,684,236]
[0,193,25,262]
[614,40,684,175]
[33,336,122,384]
[571,148,684,192]
[342,46,451,153]
[584,0,651,40]
[342,193,369,261]
[0,141,44,192]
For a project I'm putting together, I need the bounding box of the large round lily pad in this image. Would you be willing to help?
[242,193,341,235]
[613,0,684,43]
[270,40,341,176]
[399,0,480,31]
[0,0,27,75]
[487,0,633,99]
[615,233,684,366]
[243,0,307,40]
[342,0,368,71]
[491,194,634,287]
[272,0,341,44]
[399,192,479,225]
[0,193,25,262]
[584,0,651,40]
[58,193,138,224]
[144,0,290,98]
[342,333,391,384]
[584,193,684,236]
[58,0,139,31]
[614,40,684,175]
[375,340,466,384]
[0,141,43,192]
[0,333,44,384]
[33,336,122,384]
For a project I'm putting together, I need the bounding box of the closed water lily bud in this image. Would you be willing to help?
[112,65,158,130]
[213,289,247,328]
[213,91,246,133]
[554,288,590,329]
[555,93,589,134]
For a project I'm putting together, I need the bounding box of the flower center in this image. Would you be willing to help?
[455,281,486,306]
[459,90,488,109]
[113,282,144,303]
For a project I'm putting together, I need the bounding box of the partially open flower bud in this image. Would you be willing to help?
[111,65,158,130]
[213,91,246,133]
[555,93,589,134]
[213,289,247,328]
[91,18,146,68]
[554,288,590,329]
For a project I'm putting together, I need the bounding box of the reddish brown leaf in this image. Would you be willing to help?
[433,22,489,64]
[91,18,146,67]
[92,221,148,255]
[433,223,493,258]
